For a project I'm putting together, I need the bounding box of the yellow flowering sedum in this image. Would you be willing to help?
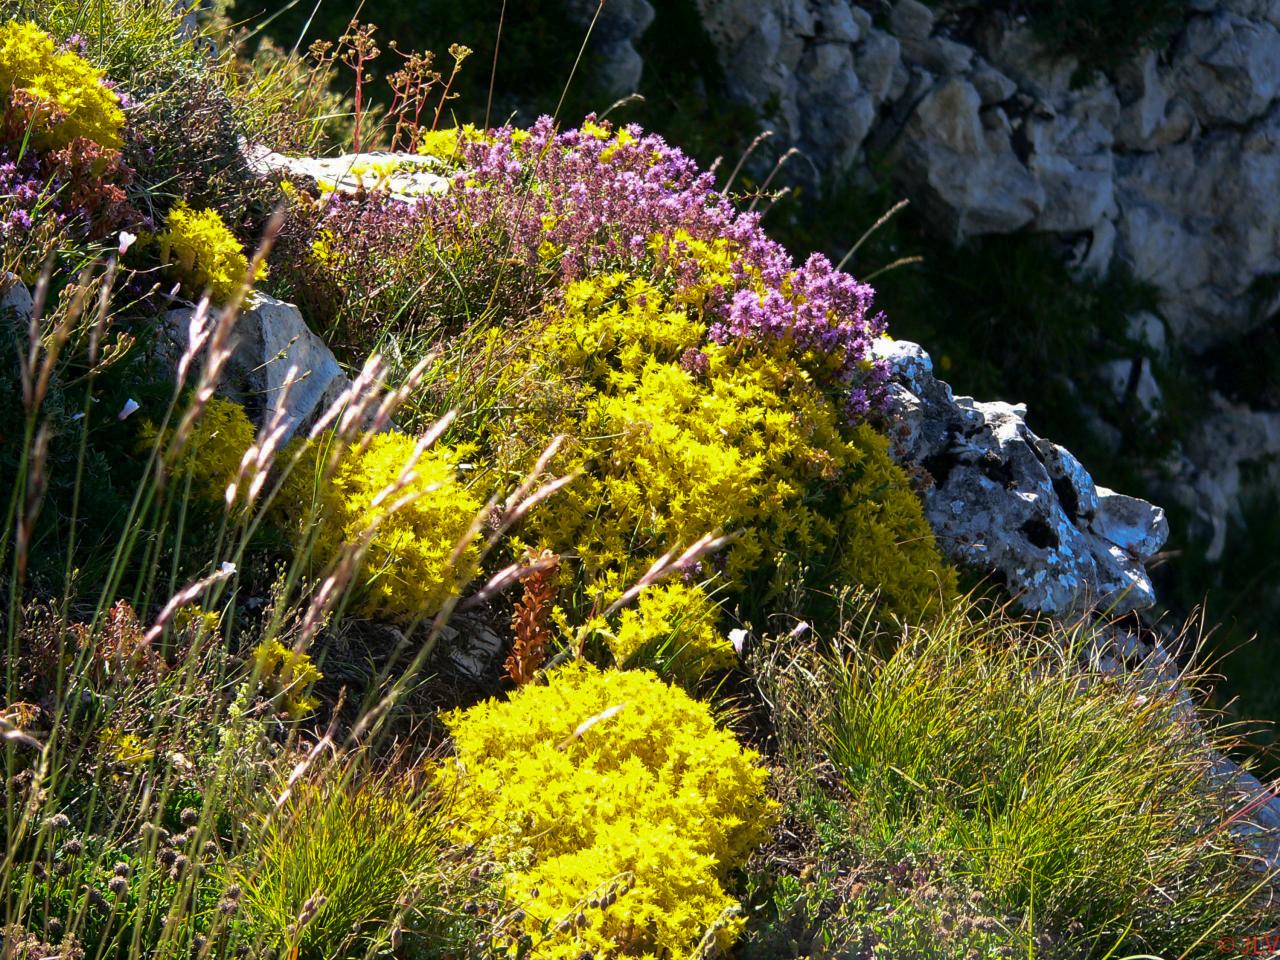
[609,582,735,673]
[250,639,322,716]
[281,432,483,622]
[139,396,256,505]
[580,117,637,161]
[0,21,124,150]
[499,266,954,647]
[144,395,481,625]
[157,202,266,303]
[415,123,485,162]
[100,727,155,766]
[440,662,774,959]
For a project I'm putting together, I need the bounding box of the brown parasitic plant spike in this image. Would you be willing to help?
[505,547,560,686]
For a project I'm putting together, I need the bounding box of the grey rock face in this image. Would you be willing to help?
[687,0,1280,590]
[970,60,1018,105]
[889,0,933,42]
[1173,12,1280,124]
[563,0,656,95]
[689,0,1280,348]
[876,338,1167,615]
[1097,357,1163,419]
[2,275,33,325]
[689,0,1280,341]
[894,78,1045,238]
[1113,110,1280,349]
[163,293,348,441]
[1172,395,1280,560]
[696,0,900,182]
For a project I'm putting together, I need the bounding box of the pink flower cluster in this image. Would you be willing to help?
[715,257,888,418]
[315,116,890,418]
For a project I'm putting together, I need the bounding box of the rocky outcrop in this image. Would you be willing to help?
[877,337,1168,615]
[162,293,349,440]
[1175,395,1280,560]
[565,0,656,97]
[2,274,33,324]
[687,0,1280,340]
[878,333,1280,867]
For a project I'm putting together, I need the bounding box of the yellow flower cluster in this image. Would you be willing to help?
[499,268,953,656]
[608,582,735,673]
[144,396,480,625]
[650,229,739,312]
[139,396,256,505]
[415,122,486,162]
[280,432,483,623]
[309,228,336,265]
[580,117,636,161]
[100,726,155,766]
[157,202,266,303]
[250,638,322,716]
[0,21,124,151]
[440,662,774,960]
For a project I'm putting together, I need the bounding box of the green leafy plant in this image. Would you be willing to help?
[0,212,493,960]
[236,765,458,960]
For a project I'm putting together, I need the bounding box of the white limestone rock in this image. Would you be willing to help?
[2,275,33,325]
[1172,11,1280,125]
[874,337,1167,615]
[162,292,347,441]
[246,146,450,201]
[894,78,1046,238]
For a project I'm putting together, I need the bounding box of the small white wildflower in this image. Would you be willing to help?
[728,628,749,654]
[117,398,140,420]
[117,231,137,255]
[219,561,237,576]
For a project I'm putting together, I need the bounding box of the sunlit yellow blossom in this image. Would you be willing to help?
[440,662,774,960]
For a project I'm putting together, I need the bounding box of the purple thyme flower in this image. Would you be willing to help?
[312,116,892,418]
